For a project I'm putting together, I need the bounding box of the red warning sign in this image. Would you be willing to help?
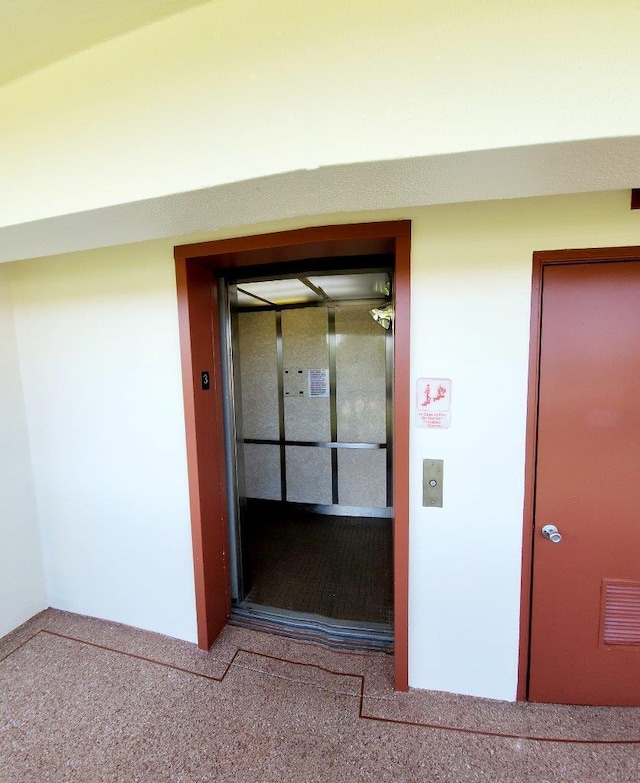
[416,378,452,429]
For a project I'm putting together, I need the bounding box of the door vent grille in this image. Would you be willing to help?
[601,580,640,646]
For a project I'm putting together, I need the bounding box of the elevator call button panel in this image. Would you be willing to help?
[423,459,444,508]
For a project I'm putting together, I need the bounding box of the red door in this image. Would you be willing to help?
[529,259,640,706]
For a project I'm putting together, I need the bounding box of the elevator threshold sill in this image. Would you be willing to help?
[230,603,393,654]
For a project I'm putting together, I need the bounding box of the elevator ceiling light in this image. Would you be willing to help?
[235,289,265,307]
[238,279,322,306]
[306,272,389,301]
[234,271,390,308]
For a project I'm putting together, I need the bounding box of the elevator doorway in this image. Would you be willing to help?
[174,221,411,689]
[222,264,394,650]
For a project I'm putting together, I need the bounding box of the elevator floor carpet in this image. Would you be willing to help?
[242,508,393,625]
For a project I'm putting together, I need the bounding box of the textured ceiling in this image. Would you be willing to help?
[0,0,213,86]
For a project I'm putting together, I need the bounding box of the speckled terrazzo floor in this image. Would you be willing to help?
[1,610,638,782]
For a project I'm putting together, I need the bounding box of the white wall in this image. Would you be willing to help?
[7,190,640,698]
[1,0,639,231]
[2,0,639,690]
[9,245,197,642]
[0,267,45,637]
[408,191,640,699]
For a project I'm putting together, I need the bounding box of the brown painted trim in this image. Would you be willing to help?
[631,189,640,210]
[533,246,640,263]
[175,260,231,650]
[518,244,640,701]
[174,221,408,265]
[517,254,544,701]
[391,231,411,692]
[15,629,639,745]
[175,257,209,649]
[175,221,411,690]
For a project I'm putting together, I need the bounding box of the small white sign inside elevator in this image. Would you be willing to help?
[308,368,330,398]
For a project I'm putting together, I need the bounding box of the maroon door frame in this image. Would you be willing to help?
[175,221,411,691]
[518,244,640,701]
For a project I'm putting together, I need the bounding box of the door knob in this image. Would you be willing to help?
[541,524,562,544]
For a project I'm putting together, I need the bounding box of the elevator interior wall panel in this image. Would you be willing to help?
[243,443,281,501]
[337,449,388,508]
[335,306,386,444]
[237,311,279,440]
[285,446,333,505]
[281,308,331,442]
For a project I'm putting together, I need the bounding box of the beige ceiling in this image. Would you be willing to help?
[0,0,213,87]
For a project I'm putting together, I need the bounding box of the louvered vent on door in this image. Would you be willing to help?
[601,580,640,646]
